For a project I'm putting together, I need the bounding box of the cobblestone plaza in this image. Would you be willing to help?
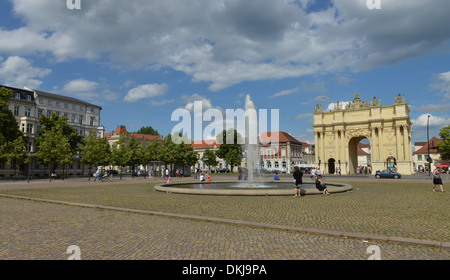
[0,175,448,260]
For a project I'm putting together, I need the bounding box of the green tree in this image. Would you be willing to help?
[81,130,112,180]
[0,87,23,145]
[111,134,132,180]
[202,148,218,172]
[158,134,177,175]
[438,125,450,160]
[125,135,144,178]
[135,125,160,136]
[36,129,72,181]
[216,129,243,172]
[38,112,83,155]
[1,136,29,181]
[142,139,162,174]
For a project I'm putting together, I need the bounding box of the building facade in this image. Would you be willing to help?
[1,84,105,179]
[259,131,313,174]
[413,137,444,172]
[191,140,227,172]
[313,93,414,175]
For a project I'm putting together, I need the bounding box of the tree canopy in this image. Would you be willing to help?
[215,129,242,171]
[135,125,160,136]
[438,125,450,160]
[0,87,23,145]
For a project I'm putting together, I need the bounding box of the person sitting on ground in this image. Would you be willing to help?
[274,172,280,180]
[315,175,330,195]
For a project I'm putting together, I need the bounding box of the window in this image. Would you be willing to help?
[25,108,31,117]
[90,117,95,126]
[71,115,75,123]
[14,106,19,116]
[39,98,44,104]
[79,116,83,124]
[26,95,32,101]
[28,141,32,152]
[72,105,76,110]
[48,100,52,105]
[38,109,43,117]
[56,102,60,107]
[15,92,21,99]
[26,124,33,134]
[418,155,422,161]
[47,111,52,117]
[64,103,69,108]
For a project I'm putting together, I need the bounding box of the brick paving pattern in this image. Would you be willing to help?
[0,175,448,260]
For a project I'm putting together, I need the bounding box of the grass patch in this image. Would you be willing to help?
[1,181,448,242]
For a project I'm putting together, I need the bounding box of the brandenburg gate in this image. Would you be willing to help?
[313,93,414,175]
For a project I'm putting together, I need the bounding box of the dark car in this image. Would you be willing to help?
[218,168,230,173]
[375,170,401,179]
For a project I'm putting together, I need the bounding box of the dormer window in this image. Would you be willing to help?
[15,92,21,99]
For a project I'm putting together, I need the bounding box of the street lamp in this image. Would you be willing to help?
[427,115,431,177]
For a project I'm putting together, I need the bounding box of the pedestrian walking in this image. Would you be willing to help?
[149,168,154,180]
[293,166,303,197]
[432,167,445,192]
[94,169,101,182]
[165,168,169,180]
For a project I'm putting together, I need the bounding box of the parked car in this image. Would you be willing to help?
[375,170,401,179]
[218,168,230,173]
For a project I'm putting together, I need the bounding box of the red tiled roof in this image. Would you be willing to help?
[413,137,442,155]
[104,125,162,141]
[259,131,304,145]
[192,140,221,149]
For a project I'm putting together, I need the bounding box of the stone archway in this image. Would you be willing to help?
[313,93,414,175]
[328,158,336,174]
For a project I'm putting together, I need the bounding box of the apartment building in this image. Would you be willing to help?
[1,84,105,178]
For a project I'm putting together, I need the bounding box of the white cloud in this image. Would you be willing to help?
[182,94,214,112]
[63,79,99,93]
[326,101,351,112]
[429,71,450,99]
[124,83,169,103]
[271,87,299,98]
[2,0,450,90]
[411,114,449,129]
[0,56,51,89]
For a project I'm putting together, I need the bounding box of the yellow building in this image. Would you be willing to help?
[313,93,414,175]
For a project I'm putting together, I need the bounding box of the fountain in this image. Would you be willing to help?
[154,95,353,196]
[244,94,258,184]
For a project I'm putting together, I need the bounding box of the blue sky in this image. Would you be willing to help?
[0,0,449,146]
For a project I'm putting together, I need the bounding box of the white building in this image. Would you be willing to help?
[1,84,104,179]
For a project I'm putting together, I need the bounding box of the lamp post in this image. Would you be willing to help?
[427,115,430,175]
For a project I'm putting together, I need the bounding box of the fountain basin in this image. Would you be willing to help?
[154,181,353,196]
